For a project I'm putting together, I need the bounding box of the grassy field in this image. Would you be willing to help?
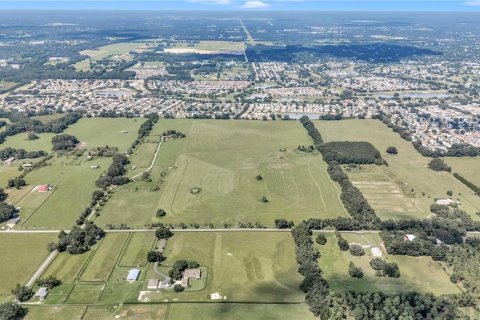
[21,156,111,229]
[0,132,57,151]
[0,234,56,296]
[96,120,347,228]
[24,306,86,320]
[167,41,245,53]
[315,119,480,220]
[168,303,316,320]
[74,42,154,70]
[42,251,93,283]
[80,233,129,282]
[119,232,155,267]
[82,305,169,320]
[445,156,480,186]
[127,142,158,177]
[318,232,461,295]
[66,284,104,304]
[65,118,143,152]
[142,231,304,303]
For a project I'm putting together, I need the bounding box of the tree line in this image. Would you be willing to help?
[0,147,47,161]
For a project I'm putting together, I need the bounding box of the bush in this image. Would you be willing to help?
[156,209,167,218]
[386,146,398,154]
[338,238,349,251]
[369,258,386,270]
[147,251,162,263]
[173,284,184,292]
[36,276,61,289]
[274,219,294,229]
[11,284,33,302]
[315,233,327,245]
[349,244,365,256]
[428,158,451,172]
[348,262,363,278]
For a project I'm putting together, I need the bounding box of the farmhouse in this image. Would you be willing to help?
[34,287,48,300]
[127,268,140,282]
[36,185,51,192]
[180,268,202,287]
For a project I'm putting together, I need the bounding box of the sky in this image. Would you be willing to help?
[0,0,479,11]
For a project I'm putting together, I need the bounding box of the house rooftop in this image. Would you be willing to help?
[127,268,140,281]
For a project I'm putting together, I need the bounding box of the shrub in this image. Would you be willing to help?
[428,158,451,172]
[348,262,363,278]
[386,146,398,154]
[338,238,349,251]
[349,244,365,256]
[156,209,167,218]
[315,233,327,245]
[173,284,184,292]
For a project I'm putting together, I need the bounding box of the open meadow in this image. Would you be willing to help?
[315,119,480,220]
[143,231,304,303]
[0,132,57,151]
[317,232,461,295]
[96,120,347,228]
[166,41,245,54]
[0,233,56,298]
[445,157,480,187]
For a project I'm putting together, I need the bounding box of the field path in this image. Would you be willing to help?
[131,139,163,180]
[307,158,327,213]
[25,250,58,288]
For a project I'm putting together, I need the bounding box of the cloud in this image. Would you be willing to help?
[465,0,480,5]
[242,0,270,8]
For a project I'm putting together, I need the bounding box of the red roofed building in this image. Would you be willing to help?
[37,185,49,192]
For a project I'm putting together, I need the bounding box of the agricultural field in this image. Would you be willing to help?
[65,117,143,152]
[317,232,461,295]
[20,156,111,229]
[166,41,245,54]
[315,119,480,220]
[96,119,347,228]
[0,234,56,298]
[0,132,57,151]
[142,231,304,303]
[446,157,480,186]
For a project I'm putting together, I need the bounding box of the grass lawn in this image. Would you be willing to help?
[119,232,155,267]
[42,250,92,283]
[21,157,111,229]
[127,142,158,177]
[66,284,104,304]
[82,305,169,320]
[142,232,304,303]
[0,132,57,151]
[0,162,33,190]
[31,114,67,123]
[0,234,56,296]
[65,118,143,152]
[445,156,480,187]
[167,303,316,320]
[96,120,347,228]
[80,233,129,282]
[24,306,86,320]
[318,232,461,295]
[315,119,480,220]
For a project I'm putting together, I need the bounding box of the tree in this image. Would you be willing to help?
[156,209,167,218]
[386,146,398,154]
[11,284,33,302]
[155,226,173,240]
[369,258,386,271]
[256,175,263,181]
[173,284,184,292]
[349,244,365,256]
[274,219,294,229]
[147,251,162,263]
[261,196,269,203]
[383,262,401,278]
[315,233,327,245]
[27,132,39,140]
[338,238,349,251]
[0,202,16,223]
[36,276,61,289]
[51,134,79,151]
[428,158,451,172]
[0,303,27,320]
[169,260,200,279]
[348,262,363,278]
[0,188,7,202]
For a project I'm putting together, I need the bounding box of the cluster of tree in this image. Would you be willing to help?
[168,260,200,280]
[138,114,159,140]
[386,146,398,154]
[95,153,130,188]
[0,302,27,320]
[0,112,81,144]
[49,222,104,254]
[320,141,383,165]
[349,244,365,256]
[369,258,401,278]
[0,120,6,129]
[146,251,163,263]
[291,222,331,318]
[428,158,451,172]
[0,189,17,223]
[335,231,350,251]
[348,262,364,278]
[155,225,173,240]
[0,147,47,160]
[156,209,167,218]
[274,219,294,229]
[36,276,61,289]
[7,177,26,189]
[11,284,33,302]
[328,163,381,228]
[51,134,79,151]
[297,145,315,153]
[89,145,119,157]
[319,114,343,121]
[299,116,324,149]
[453,172,480,196]
[162,129,186,139]
[315,233,327,245]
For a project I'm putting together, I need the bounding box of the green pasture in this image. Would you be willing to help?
[119,232,155,267]
[22,157,111,229]
[82,304,168,320]
[169,40,245,52]
[66,284,104,304]
[24,306,86,320]
[143,231,304,303]
[0,233,55,295]
[315,119,480,220]
[65,118,142,152]
[0,132,57,151]
[97,120,347,228]
[446,156,480,187]
[317,232,461,295]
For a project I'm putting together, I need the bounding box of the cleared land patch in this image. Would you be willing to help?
[318,232,461,295]
[143,232,304,303]
[96,120,347,228]
[0,233,55,296]
[315,119,480,220]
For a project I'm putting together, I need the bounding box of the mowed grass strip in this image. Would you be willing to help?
[119,232,155,267]
[98,120,347,228]
[42,250,93,283]
[0,233,56,294]
[80,233,129,282]
[66,284,104,304]
[144,232,304,303]
[22,157,111,229]
[167,303,317,320]
[315,119,480,220]
[24,305,86,320]
[318,233,461,295]
[0,132,57,151]
[65,118,143,152]
[445,156,480,187]
[82,304,168,320]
